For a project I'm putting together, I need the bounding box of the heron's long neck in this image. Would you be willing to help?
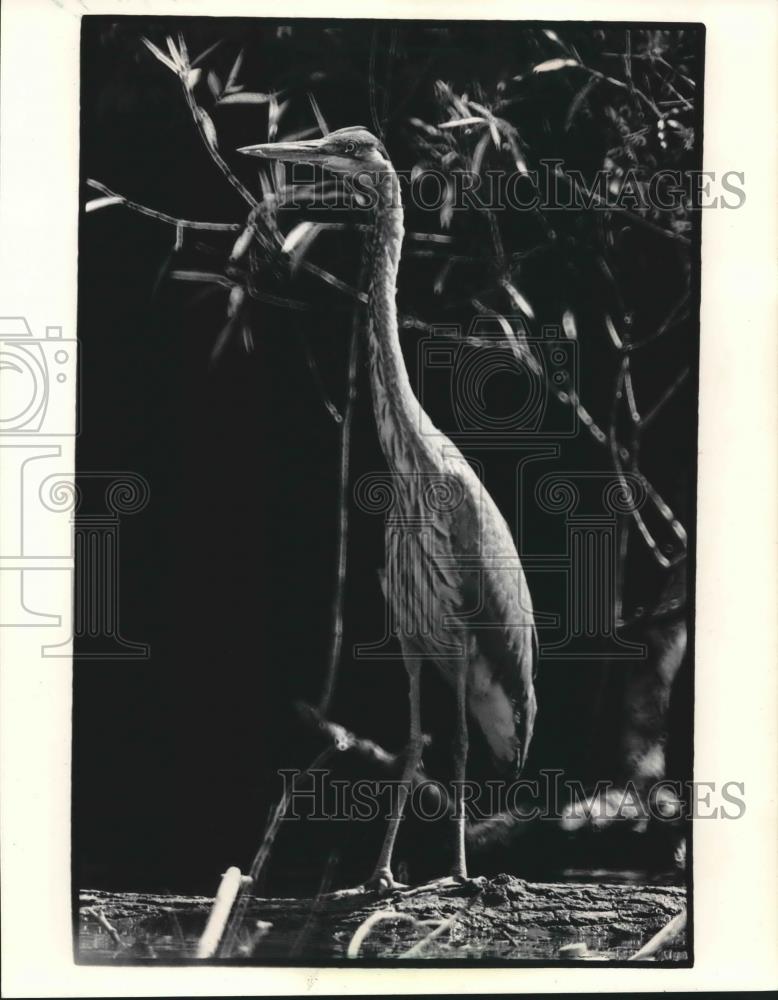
[366,167,430,472]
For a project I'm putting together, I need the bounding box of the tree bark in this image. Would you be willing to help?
[79,877,687,962]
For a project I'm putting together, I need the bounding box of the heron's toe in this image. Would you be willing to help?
[364,869,408,895]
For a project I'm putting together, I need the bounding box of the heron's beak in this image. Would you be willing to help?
[237,137,329,165]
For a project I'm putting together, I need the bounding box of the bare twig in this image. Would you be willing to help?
[629,907,686,960]
[216,747,334,957]
[552,167,691,246]
[298,329,343,424]
[640,366,690,430]
[86,179,241,231]
[178,65,260,211]
[82,906,124,950]
[346,910,417,958]
[399,904,471,958]
[319,259,365,714]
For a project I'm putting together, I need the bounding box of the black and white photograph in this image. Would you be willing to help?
[75,16,701,964]
[1,0,776,995]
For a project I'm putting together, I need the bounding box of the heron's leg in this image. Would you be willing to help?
[366,659,423,892]
[451,666,469,879]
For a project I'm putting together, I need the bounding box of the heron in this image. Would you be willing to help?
[240,127,537,892]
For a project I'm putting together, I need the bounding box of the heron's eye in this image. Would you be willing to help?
[344,141,357,154]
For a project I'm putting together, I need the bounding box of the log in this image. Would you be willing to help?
[78,876,687,962]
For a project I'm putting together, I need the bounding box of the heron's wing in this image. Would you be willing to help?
[386,489,468,664]
[450,465,538,774]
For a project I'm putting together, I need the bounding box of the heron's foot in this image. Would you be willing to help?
[399,874,486,898]
[363,868,408,895]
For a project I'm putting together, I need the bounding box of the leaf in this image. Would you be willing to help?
[170,269,232,287]
[502,131,528,175]
[605,314,623,349]
[229,225,255,262]
[502,280,535,320]
[217,92,274,105]
[210,316,237,363]
[434,258,454,296]
[282,222,326,274]
[225,48,245,91]
[166,36,185,71]
[562,309,578,340]
[207,71,222,100]
[409,118,443,138]
[532,58,579,74]
[191,39,223,68]
[471,131,491,176]
[439,116,487,129]
[281,221,323,256]
[268,94,280,141]
[308,92,330,136]
[85,196,123,213]
[227,285,245,318]
[141,37,178,73]
[278,125,319,142]
[564,76,600,131]
[198,109,218,150]
[440,181,455,230]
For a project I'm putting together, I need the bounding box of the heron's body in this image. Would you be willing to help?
[365,165,536,773]
[241,128,537,888]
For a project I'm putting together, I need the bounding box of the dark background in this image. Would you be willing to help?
[75,18,701,895]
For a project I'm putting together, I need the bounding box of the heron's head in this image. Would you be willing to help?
[238,126,390,180]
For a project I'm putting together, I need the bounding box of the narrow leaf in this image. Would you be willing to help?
[85,196,123,213]
[471,131,491,176]
[141,37,178,73]
[502,280,535,320]
[218,92,274,105]
[191,39,223,68]
[439,116,487,129]
[605,314,623,349]
[225,48,245,91]
[268,94,280,141]
[210,317,237,363]
[533,58,579,73]
[170,269,232,287]
[308,92,330,136]
[198,109,219,150]
[281,221,323,256]
[166,36,184,71]
[562,309,578,340]
[207,71,222,100]
[227,285,245,318]
[230,226,255,262]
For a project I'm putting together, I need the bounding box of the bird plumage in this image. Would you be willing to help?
[361,148,537,776]
[240,126,537,886]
